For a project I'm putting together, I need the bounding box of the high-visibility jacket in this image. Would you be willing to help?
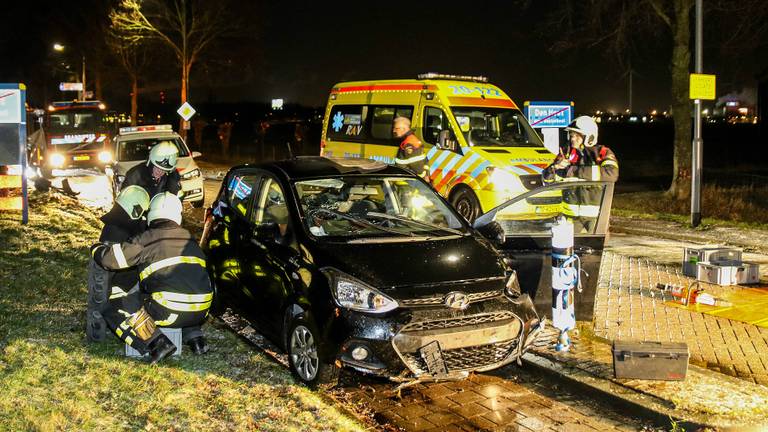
[122,163,182,199]
[542,145,618,219]
[98,205,146,243]
[93,220,212,314]
[394,131,428,177]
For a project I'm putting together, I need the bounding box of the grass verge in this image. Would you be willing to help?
[0,192,363,432]
[613,183,768,229]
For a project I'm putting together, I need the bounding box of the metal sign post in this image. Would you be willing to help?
[0,83,28,224]
[690,0,714,228]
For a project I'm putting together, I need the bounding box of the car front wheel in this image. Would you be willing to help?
[286,315,339,387]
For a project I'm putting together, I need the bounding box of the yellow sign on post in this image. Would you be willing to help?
[690,73,716,100]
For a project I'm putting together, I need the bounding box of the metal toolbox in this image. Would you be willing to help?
[612,340,688,381]
[682,246,742,277]
[736,262,760,285]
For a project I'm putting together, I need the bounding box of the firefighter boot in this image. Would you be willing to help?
[187,336,209,355]
[148,334,176,364]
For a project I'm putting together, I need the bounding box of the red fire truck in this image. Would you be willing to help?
[33,100,116,177]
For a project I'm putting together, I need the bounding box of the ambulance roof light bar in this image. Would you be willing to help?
[417,72,489,83]
[119,124,173,134]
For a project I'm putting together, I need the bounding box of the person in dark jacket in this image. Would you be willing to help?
[91,192,213,363]
[542,116,619,232]
[393,117,428,178]
[86,186,151,343]
[121,141,183,199]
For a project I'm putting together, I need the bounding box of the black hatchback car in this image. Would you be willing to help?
[201,156,546,385]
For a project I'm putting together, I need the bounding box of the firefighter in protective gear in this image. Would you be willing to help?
[542,116,619,232]
[91,192,213,363]
[87,186,152,343]
[121,141,183,200]
[393,117,428,178]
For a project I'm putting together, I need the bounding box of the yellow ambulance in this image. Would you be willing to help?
[320,73,557,222]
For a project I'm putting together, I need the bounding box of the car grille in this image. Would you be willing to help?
[399,290,501,307]
[401,339,519,374]
[403,311,513,332]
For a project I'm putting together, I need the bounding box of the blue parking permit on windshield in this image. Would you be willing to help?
[332,112,344,132]
[230,176,253,200]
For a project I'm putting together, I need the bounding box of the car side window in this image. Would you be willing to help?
[252,177,287,226]
[422,106,451,145]
[225,172,261,218]
[370,105,413,142]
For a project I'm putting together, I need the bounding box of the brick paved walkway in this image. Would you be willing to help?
[338,366,654,431]
[592,252,768,386]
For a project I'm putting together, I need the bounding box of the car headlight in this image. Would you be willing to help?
[49,153,65,168]
[487,167,518,192]
[323,268,398,313]
[181,168,201,180]
[98,150,112,163]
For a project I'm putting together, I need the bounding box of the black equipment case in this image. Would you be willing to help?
[612,340,689,381]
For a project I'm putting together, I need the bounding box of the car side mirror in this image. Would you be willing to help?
[438,130,458,152]
[477,220,506,248]
[192,151,202,158]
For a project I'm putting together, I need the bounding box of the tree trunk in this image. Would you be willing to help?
[667,0,694,199]
[130,76,138,126]
[179,63,188,141]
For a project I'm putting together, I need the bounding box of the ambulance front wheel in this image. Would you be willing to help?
[451,187,481,223]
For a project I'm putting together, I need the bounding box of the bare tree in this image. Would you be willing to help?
[110,0,236,137]
[107,30,149,126]
[549,0,768,200]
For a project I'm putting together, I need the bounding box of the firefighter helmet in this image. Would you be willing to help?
[147,192,183,225]
[147,141,179,171]
[564,116,599,147]
[116,185,150,220]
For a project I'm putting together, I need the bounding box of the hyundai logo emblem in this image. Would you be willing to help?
[444,291,469,310]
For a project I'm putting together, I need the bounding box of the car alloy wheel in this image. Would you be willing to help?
[290,324,319,382]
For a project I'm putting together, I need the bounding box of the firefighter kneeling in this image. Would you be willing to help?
[91,192,213,364]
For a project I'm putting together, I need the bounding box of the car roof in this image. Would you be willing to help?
[231,156,413,180]
[115,131,181,141]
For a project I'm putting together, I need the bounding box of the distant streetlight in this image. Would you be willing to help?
[51,42,87,100]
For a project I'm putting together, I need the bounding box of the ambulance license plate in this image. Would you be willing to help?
[74,155,90,161]
[419,341,448,375]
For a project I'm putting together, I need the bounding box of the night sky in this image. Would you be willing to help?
[1,0,765,112]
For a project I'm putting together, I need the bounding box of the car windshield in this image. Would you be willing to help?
[294,176,467,239]
[46,110,107,132]
[116,137,189,161]
[451,107,543,148]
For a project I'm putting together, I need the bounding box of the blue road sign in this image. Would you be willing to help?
[524,101,574,128]
[0,83,28,224]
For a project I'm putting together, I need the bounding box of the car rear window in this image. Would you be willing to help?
[116,136,189,161]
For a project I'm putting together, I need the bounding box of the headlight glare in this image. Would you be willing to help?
[49,153,65,167]
[324,269,398,313]
[98,150,112,163]
[487,167,517,192]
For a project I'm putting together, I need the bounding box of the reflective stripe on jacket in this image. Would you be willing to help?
[94,220,212,302]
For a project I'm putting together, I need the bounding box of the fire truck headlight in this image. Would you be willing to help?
[50,153,65,168]
[98,151,112,163]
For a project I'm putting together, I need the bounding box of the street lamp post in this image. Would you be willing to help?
[52,43,87,100]
[691,0,703,227]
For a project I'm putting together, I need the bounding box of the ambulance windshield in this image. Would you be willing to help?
[451,108,544,148]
